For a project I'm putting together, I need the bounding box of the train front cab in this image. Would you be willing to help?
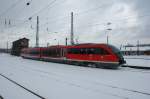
[66,44,125,69]
[95,44,126,69]
[108,45,126,64]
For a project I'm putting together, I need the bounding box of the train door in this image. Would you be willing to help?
[100,48,111,61]
[39,48,42,58]
[61,48,67,59]
[60,48,63,57]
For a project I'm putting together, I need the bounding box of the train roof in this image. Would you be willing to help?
[66,43,109,48]
[22,43,112,50]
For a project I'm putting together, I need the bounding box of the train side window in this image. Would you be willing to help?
[74,48,79,54]
[42,50,49,56]
[89,48,110,55]
[87,48,94,54]
[72,48,76,54]
[67,48,109,55]
[80,48,83,54]
[85,48,100,54]
[85,48,89,54]
[30,50,39,55]
[80,48,86,54]
[68,48,79,54]
[93,48,101,54]
[100,48,110,55]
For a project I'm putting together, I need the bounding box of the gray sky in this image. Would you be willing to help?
[0,0,150,48]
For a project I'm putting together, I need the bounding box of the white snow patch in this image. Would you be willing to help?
[0,53,150,99]
[124,55,150,67]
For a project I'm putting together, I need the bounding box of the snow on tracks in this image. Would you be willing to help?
[0,54,150,99]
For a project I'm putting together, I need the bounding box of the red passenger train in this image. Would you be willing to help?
[21,43,126,69]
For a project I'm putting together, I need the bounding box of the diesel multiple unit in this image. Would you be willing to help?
[21,43,126,69]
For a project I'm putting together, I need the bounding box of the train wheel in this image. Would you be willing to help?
[73,62,80,66]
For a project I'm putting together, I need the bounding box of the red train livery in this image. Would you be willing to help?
[21,43,126,69]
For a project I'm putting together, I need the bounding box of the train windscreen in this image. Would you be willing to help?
[108,45,124,59]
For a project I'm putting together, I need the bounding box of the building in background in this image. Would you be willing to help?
[121,44,150,56]
[11,38,29,56]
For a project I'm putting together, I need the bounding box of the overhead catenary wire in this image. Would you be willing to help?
[39,15,69,28]
[39,12,150,33]
[37,1,150,31]
[29,0,57,18]
[74,13,150,29]
[28,0,66,21]
[38,2,112,28]
[9,0,109,29]
[10,1,31,20]
[0,0,32,30]
[2,0,150,38]
[74,2,112,16]
[0,1,133,30]
[2,0,58,30]
[0,0,23,17]
[6,10,150,36]
[41,1,112,25]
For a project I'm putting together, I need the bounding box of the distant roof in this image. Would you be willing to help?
[124,44,150,47]
[18,37,29,40]
[13,38,29,43]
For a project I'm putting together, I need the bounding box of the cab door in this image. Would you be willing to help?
[100,48,113,62]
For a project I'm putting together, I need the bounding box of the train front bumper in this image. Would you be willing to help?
[119,59,126,65]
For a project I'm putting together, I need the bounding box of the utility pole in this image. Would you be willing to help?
[107,35,109,45]
[65,38,68,46]
[6,41,8,53]
[106,22,112,45]
[106,28,112,45]
[137,40,139,55]
[47,42,49,47]
[71,12,74,45]
[36,16,39,47]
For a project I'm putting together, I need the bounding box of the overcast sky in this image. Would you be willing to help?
[0,0,150,48]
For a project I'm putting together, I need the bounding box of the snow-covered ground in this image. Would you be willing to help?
[124,55,150,60]
[0,53,150,99]
[0,75,39,99]
[124,55,150,67]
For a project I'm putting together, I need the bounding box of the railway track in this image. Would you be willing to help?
[122,65,150,69]
[0,73,45,99]
[1,59,150,99]
[119,66,150,74]
[0,64,129,99]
